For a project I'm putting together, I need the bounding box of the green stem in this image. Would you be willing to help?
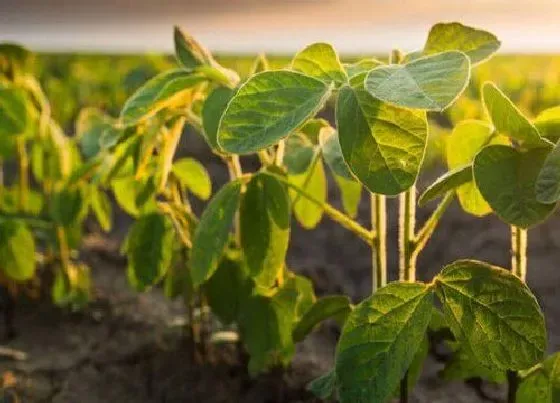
[226,155,243,247]
[264,171,374,244]
[275,140,286,166]
[413,192,455,256]
[56,226,71,272]
[16,136,29,212]
[370,193,387,292]
[399,187,416,282]
[511,226,527,281]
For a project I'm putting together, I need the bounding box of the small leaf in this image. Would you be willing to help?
[121,69,206,126]
[190,181,242,287]
[75,108,113,158]
[202,86,234,151]
[158,117,185,191]
[435,259,546,371]
[291,42,347,84]
[0,220,35,281]
[424,22,501,65]
[482,82,550,148]
[536,139,560,203]
[365,51,470,111]
[51,187,87,227]
[337,77,428,195]
[321,131,353,180]
[534,106,560,140]
[419,164,471,206]
[240,173,290,288]
[445,120,507,216]
[307,369,336,400]
[217,70,332,154]
[172,158,212,200]
[336,175,362,218]
[126,213,174,291]
[90,186,112,232]
[289,154,326,229]
[344,58,383,78]
[0,85,29,137]
[284,134,315,175]
[293,295,352,342]
[173,26,213,69]
[111,176,156,217]
[250,53,270,74]
[335,282,434,403]
[517,353,560,403]
[474,144,556,228]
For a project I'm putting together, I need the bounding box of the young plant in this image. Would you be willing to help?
[0,45,108,322]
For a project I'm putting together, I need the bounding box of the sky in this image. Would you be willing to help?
[1,0,560,54]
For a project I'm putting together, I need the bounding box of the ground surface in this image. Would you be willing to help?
[2,132,560,402]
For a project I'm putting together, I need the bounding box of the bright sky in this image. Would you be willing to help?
[1,0,560,53]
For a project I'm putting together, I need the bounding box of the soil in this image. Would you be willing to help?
[2,130,560,403]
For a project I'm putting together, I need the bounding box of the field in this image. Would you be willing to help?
[3,25,560,403]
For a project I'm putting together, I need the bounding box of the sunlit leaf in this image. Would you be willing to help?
[292,42,347,84]
[536,139,560,203]
[0,220,35,281]
[172,157,212,200]
[418,164,471,206]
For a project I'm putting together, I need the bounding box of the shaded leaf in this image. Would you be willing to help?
[289,154,326,229]
[536,139,560,203]
[435,260,546,371]
[307,369,336,400]
[419,164,471,206]
[293,295,352,342]
[284,134,316,175]
[202,86,235,151]
[517,353,560,403]
[90,186,112,232]
[51,187,87,227]
[0,85,29,137]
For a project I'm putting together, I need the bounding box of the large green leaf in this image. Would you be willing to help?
[473,144,556,228]
[289,154,326,229]
[190,181,242,287]
[120,69,206,126]
[217,70,332,154]
[435,260,546,371]
[445,120,506,216]
[517,353,560,403]
[424,22,501,65]
[536,139,560,203]
[291,42,347,84]
[202,86,234,151]
[419,164,471,206]
[0,220,35,281]
[335,282,433,403]
[534,106,560,140]
[337,76,428,195]
[482,82,550,148]
[293,295,352,342]
[126,213,174,291]
[173,26,213,70]
[172,157,212,200]
[240,173,290,288]
[0,85,28,137]
[364,51,470,111]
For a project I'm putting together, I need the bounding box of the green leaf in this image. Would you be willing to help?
[284,134,316,175]
[445,120,506,216]
[536,139,560,203]
[120,69,206,126]
[202,86,234,151]
[90,186,112,232]
[335,175,362,218]
[321,131,353,180]
[126,213,174,291]
[0,85,29,137]
[424,22,501,65]
[419,164,471,206]
[111,176,157,217]
[474,144,556,228]
[0,43,32,76]
[289,154,326,229]
[534,106,560,140]
[441,345,506,383]
[307,369,337,400]
[240,173,290,288]
[190,181,242,287]
[344,58,383,78]
[250,53,270,75]
[337,77,428,195]
[173,26,213,70]
[291,42,347,84]
[435,259,546,371]
[482,82,550,148]
[0,220,35,281]
[75,108,113,159]
[365,51,470,111]
[51,187,87,227]
[172,157,212,200]
[217,70,332,154]
[293,295,352,342]
[335,282,434,403]
[517,353,560,403]
[204,254,249,325]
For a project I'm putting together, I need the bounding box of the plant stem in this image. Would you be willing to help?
[399,187,416,282]
[370,193,387,292]
[275,140,286,166]
[56,226,70,272]
[400,374,409,403]
[507,370,519,403]
[511,226,527,282]
[16,136,29,212]
[264,171,374,244]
